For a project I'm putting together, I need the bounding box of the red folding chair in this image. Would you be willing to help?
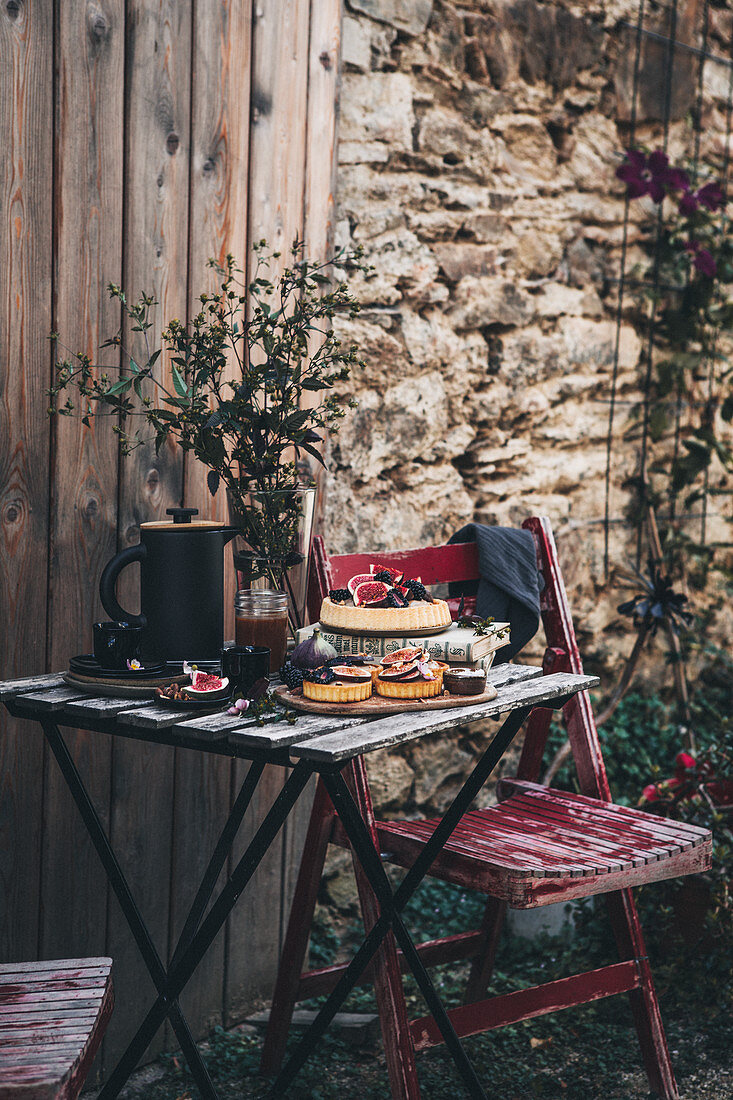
[261,516,711,1099]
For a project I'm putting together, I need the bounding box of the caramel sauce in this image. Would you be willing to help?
[235,611,288,673]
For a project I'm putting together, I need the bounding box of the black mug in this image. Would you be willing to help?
[221,645,270,699]
[93,621,144,670]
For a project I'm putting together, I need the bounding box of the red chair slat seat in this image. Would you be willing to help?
[0,957,113,1099]
[263,517,712,1100]
[377,779,711,906]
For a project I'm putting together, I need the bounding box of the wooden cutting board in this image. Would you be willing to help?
[274,682,498,717]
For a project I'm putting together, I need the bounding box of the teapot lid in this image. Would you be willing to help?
[140,506,227,531]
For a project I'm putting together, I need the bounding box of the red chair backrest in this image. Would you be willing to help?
[307,516,611,801]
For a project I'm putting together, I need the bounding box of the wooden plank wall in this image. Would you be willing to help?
[0,0,342,1078]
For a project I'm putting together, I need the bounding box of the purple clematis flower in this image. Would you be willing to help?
[664,166,692,192]
[685,239,717,277]
[693,247,717,277]
[616,149,650,198]
[616,148,691,204]
[646,150,670,202]
[696,181,725,212]
[678,191,699,216]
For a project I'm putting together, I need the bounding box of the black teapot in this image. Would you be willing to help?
[99,507,238,663]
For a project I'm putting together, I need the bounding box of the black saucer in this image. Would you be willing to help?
[69,654,167,680]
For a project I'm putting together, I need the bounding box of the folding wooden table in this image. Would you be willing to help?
[0,664,596,1099]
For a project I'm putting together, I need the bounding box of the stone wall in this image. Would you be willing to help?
[314,0,732,906]
[324,0,732,667]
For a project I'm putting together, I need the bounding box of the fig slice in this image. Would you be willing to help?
[378,660,419,681]
[381,646,424,665]
[330,664,372,682]
[183,674,229,696]
[346,573,376,597]
[370,563,404,585]
[352,580,391,607]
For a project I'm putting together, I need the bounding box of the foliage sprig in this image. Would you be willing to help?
[49,240,367,504]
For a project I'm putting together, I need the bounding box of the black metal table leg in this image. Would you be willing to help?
[42,720,219,1099]
[99,760,314,1100]
[271,704,534,1099]
[325,769,488,1100]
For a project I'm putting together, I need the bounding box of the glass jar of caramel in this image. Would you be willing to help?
[234,589,288,674]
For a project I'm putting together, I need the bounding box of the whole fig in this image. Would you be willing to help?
[291,627,338,669]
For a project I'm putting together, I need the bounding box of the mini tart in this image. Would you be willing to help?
[319,596,452,633]
[302,678,372,703]
[443,666,487,696]
[375,662,448,699]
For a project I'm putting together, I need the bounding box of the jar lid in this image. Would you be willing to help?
[235,589,288,613]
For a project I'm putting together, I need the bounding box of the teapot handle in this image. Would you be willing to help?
[99,544,147,626]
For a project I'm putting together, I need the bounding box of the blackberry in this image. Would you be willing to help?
[280,662,304,690]
[404,578,433,603]
[328,588,351,603]
[302,665,336,684]
[373,570,394,584]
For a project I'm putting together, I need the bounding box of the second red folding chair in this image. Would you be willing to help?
[261,516,711,1100]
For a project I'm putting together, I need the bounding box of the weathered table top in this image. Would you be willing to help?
[0,665,599,765]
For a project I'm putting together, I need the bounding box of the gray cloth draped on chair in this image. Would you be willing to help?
[448,524,541,661]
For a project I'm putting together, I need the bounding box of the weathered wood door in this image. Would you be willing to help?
[0,0,341,1076]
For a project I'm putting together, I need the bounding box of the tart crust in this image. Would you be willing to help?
[375,663,448,699]
[302,678,372,703]
[319,596,452,633]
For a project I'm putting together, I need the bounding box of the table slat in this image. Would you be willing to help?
[11,688,90,713]
[227,712,371,751]
[172,709,270,740]
[63,696,145,718]
[0,674,66,700]
[116,704,210,729]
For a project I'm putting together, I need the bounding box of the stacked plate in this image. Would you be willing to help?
[68,655,168,680]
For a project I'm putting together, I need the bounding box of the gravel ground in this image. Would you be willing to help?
[84,1021,733,1100]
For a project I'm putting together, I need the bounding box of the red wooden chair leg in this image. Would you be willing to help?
[346,757,422,1100]
[463,896,507,1004]
[260,778,336,1075]
[605,889,679,1100]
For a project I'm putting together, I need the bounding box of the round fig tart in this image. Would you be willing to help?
[374,655,448,699]
[302,664,373,704]
[319,564,452,633]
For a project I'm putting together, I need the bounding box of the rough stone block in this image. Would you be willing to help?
[433,242,498,282]
[340,72,414,152]
[408,736,476,811]
[347,0,434,37]
[333,371,449,479]
[366,752,414,809]
[449,277,535,330]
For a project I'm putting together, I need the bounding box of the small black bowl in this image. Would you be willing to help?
[93,621,144,671]
[221,645,270,699]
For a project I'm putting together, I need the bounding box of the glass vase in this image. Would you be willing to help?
[227,486,316,633]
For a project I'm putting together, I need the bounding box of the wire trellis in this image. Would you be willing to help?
[603,0,733,574]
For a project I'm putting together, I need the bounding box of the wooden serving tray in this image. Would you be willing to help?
[274,682,498,717]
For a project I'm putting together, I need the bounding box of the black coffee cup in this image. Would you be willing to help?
[93,621,144,670]
[221,645,270,698]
